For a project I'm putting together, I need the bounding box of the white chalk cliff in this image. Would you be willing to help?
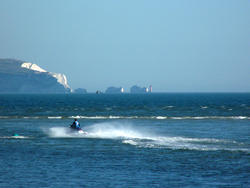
[0,59,71,93]
[21,62,47,72]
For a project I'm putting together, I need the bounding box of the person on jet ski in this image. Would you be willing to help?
[71,119,81,130]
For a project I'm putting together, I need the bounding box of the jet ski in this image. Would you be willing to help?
[69,126,87,134]
[78,129,87,134]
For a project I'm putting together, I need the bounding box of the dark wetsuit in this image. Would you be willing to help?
[71,120,80,130]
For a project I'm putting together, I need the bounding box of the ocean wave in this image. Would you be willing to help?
[0,136,31,139]
[155,116,167,119]
[161,106,174,109]
[48,116,63,119]
[0,115,250,120]
[69,115,128,119]
[23,116,40,119]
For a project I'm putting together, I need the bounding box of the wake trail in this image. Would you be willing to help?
[44,122,249,153]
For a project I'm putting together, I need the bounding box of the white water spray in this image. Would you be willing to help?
[44,122,249,152]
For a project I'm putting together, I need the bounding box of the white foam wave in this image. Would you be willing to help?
[233,116,247,119]
[23,116,40,119]
[122,140,138,145]
[48,116,62,119]
[170,116,250,120]
[69,116,138,119]
[68,116,250,120]
[0,115,250,120]
[0,136,31,139]
[156,116,167,119]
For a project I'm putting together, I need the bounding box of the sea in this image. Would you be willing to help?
[0,93,249,187]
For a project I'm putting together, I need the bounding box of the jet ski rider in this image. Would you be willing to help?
[71,119,81,130]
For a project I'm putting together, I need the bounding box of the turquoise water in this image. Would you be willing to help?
[0,94,249,187]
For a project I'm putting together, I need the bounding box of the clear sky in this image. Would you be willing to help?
[0,0,249,92]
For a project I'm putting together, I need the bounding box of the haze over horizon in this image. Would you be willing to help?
[0,0,249,92]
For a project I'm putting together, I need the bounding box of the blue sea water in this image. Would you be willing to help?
[0,93,249,187]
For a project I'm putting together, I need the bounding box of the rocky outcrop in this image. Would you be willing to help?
[130,85,149,93]
[73,88,87,94]
[105,87,124,94]
[0,59,71,93]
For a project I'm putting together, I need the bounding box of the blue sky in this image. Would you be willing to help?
[0,0,249,92]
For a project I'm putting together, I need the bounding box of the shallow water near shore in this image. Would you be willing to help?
[0,93,249,187]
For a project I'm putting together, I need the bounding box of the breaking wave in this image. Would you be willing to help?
[0,136,31,139]
[1,115,250,120]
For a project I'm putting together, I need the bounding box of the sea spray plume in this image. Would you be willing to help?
[46,127,69,137]
[45,127,84,138]
[44,122,150,139]
[84,122,146,139]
